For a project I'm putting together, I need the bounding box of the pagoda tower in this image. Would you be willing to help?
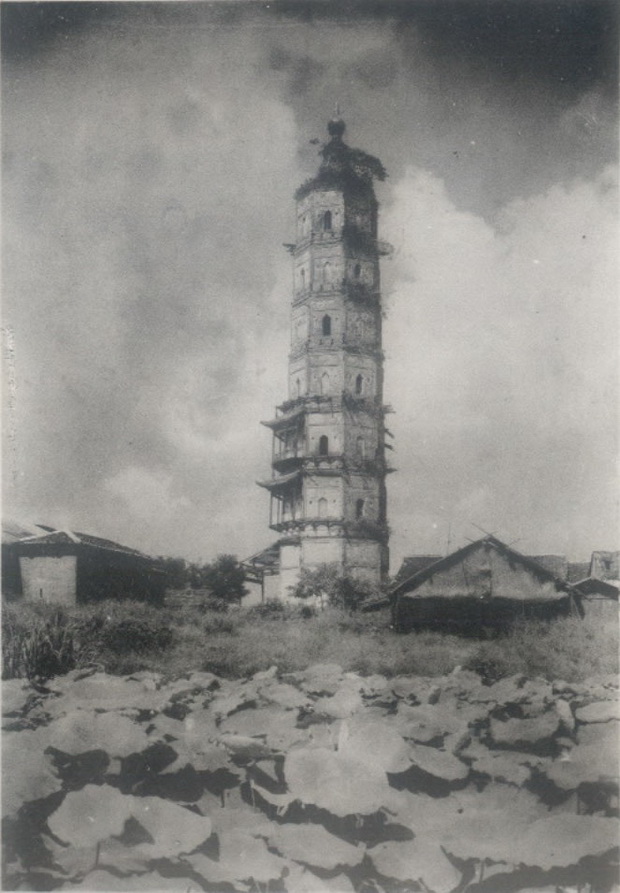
[258,117,392,598]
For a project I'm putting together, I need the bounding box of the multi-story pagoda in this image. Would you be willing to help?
[256,116,392,598]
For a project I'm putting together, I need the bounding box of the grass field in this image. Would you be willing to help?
[2,595,618,684]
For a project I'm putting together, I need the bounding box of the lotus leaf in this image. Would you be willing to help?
[60,868,198,890]
[217,733,282,759]
[441,807,532,863]
[575,701,620,723]
[313,685,363,719]
[210,806,274,838]
[257,681,310,710]
[408,743,469,781]
[268,822,364,869]
[2,729,62,817]
[395,704,465,743]
[284,746,397,816]
[370,835,462,893]
[219,705,303,750]
[128,795,212,857]
[48,785,211,856]
[578,719,619,747]
[283,863,356,893]
[2,679,35,719]
[161,742,234,775]
[189,830,287,883]
[545,737,619,790]
[489,711,560,747]
[515,813,620,869]
[210,688,257,718]
[49,674,163,712]
[338,718,412,773]
[467,748,535,786]
[46,709,150,757]
[48,785,132,848]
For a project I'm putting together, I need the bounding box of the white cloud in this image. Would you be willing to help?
[383,165,618,564]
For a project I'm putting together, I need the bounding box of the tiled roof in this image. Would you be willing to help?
[395,556,442,583]
[528,555,568,579]
[14,527,152,560]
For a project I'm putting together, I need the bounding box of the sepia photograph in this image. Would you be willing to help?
[2,1,619,890]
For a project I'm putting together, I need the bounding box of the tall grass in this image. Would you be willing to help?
[2,599,617,683]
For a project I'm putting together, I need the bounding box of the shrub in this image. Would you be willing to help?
[247,599,286,619]
[2,606,78,682]
[203,616,237,635]
[203,597,230,613]
[97,617,174,655]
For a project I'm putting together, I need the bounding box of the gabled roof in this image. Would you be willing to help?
[392,535,571,598]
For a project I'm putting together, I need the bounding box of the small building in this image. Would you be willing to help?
[571,550,619,617]
[2,524,166,606]
[391,536,581,634]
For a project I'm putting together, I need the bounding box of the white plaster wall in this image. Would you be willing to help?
[20,555,77,605]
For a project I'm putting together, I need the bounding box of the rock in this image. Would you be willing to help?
[490,711,561,748]
[575,701,620,724]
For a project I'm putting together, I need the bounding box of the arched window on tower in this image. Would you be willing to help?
[322,314,332,337]
[319,435,329,457]
[356,436,365,459]
[354,263,361,279]
[295,378,301,398]
[320,372,330,395]
[356,498,365,519]
[318,497,328,519]
[355,374,363,395]
[300,267,306,290]
[323,210,332,231]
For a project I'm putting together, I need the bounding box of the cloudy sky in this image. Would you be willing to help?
[3,1,618,569]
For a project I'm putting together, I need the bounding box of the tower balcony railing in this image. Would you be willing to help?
[272,391,389,419]
[289,334,381,361]
[292,228,344,255]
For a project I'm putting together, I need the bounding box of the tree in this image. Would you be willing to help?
[157,557,189,590]
[201,554,248,604]
[289,564,375,611]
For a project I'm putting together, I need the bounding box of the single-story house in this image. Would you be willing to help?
[570,550,619,617]
[2,523,166,606]
[391,535,581,633]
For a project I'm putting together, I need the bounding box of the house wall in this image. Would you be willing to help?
[20,555,77,605]
[582,596,618,618]
[404,546,563,602]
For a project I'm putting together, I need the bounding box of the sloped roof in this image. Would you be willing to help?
[392,535,571,599]
[13,527,153,560]
[567,562,591,584]
[528,555,568,579]
[1,520,45,545]
[395,556,442,584]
